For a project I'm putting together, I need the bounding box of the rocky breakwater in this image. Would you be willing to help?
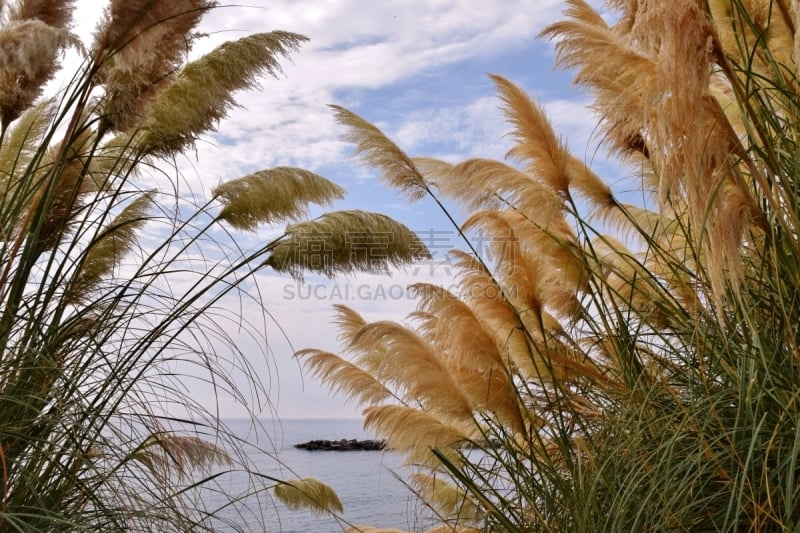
[294,438,386,451]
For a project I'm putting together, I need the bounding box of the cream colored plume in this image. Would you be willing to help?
[8,0,75,28]
[0,19,76,128]
[409,472,482,525]
[436,158,563,227]
[129,432,231,481]
[264,210,431,279]
[93,0,215,133]
[66,190,154,302]
[363,404,471,465]
[213,167,345,231]
[273,477,344,515]
[137,31,307,156]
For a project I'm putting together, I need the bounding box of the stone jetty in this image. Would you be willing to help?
[294,438,386,451]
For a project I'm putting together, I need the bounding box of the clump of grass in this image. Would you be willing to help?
[0,1,429,530]
[302,0,800,530]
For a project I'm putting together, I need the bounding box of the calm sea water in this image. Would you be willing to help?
[201,419,437,532]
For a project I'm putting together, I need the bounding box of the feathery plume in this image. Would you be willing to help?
[330,305,400,375]
[213,167,345,231]
[600,204,699,310]
[29,128,96,252]
[709,0,795,81]
[130,432,231,481]
[0,99,53,203]
[491,74,571,197]
[591,235,670,326]
[447,250,546,380]
[332,105,429,201]
[273,477,343,515]
[264,210,430,279]
[351,321,475,423]
[494,71,617,210]
[409,472,482,524]
[93,0,214,62]
[0,19,75,128]
[540,0,657,157]
[644,1,758,295]
[137,31,307,156]
[7,0,74,28]
[66,190,154,302]
[448,250,523,331]
[408,284,504,368]
[294,348,393,407]
[407,283,522,432]
[94,0,215,134]
[440,158,564,226]
[462,209,583,319]
[644,1,718,200]
[566,155,616,211]
[363,404,471,464]
[85,133,143,194]
[411,156,454,189]
[331,304,368,344]
[461,209,545,320]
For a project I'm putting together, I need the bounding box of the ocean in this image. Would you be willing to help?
[202,419,437,532]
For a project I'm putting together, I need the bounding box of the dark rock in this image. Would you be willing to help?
[294,438,386,451]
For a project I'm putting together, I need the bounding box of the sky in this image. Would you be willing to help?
[69,0,614,420]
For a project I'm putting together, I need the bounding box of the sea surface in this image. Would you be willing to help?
[201,419,437,532]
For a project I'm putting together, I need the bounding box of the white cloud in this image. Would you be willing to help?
[184,0,567,182]
[394,95,509,160]
[542,98,601,156]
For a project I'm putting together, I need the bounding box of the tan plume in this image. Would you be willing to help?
[93,0,214,62]
[411,156,455,189]
[331,304,367,344]
[541,0,657,157]
[440,158,564,226]
[7,0,74,28]
[331,104,429,201]
[0,100,54,219]
[407,283,524,432]
[491,73,571,197]
[29,127,96,252]
[409,472,482,524]
[363,404,471,464]
[129,432,231,481]
[447,249,558,381]
[566,155,616,212]
[295,348,393,407]
[351,320,475,423]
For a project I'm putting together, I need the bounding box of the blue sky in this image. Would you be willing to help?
[69,0,611,419]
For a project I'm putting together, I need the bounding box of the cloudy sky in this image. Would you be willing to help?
[69,1,612,419]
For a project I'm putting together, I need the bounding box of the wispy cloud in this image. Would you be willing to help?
[186,1,567,181]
